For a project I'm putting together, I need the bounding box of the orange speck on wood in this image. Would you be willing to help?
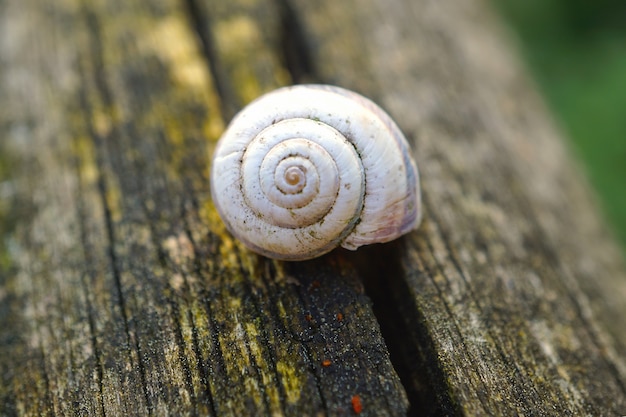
[351,395,362,414]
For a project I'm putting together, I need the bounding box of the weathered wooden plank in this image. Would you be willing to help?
[290,0,626,414]
[1,0,626,416]
[0,0,408,416]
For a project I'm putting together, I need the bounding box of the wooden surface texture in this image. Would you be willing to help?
[0,0,625,415]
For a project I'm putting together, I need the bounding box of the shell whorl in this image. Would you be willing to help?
[210,85,421,260]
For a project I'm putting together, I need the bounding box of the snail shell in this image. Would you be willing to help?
[210,84,421,261]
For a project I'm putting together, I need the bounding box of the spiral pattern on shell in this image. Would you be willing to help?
[211,85,421,260]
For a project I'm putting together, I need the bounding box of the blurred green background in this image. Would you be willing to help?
[494,0,626,251]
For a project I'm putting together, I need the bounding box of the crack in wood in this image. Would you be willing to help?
[80,5,154,414]
[182,0,241,120]
[276,0,316,84]
[73,135,107,417]
[139,201,207,416]
[351,243,459,417]
[180,211,226,416]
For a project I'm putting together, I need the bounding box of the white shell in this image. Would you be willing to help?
[210,84,421,260]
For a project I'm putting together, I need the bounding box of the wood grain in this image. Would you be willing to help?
[1,0,625,415]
